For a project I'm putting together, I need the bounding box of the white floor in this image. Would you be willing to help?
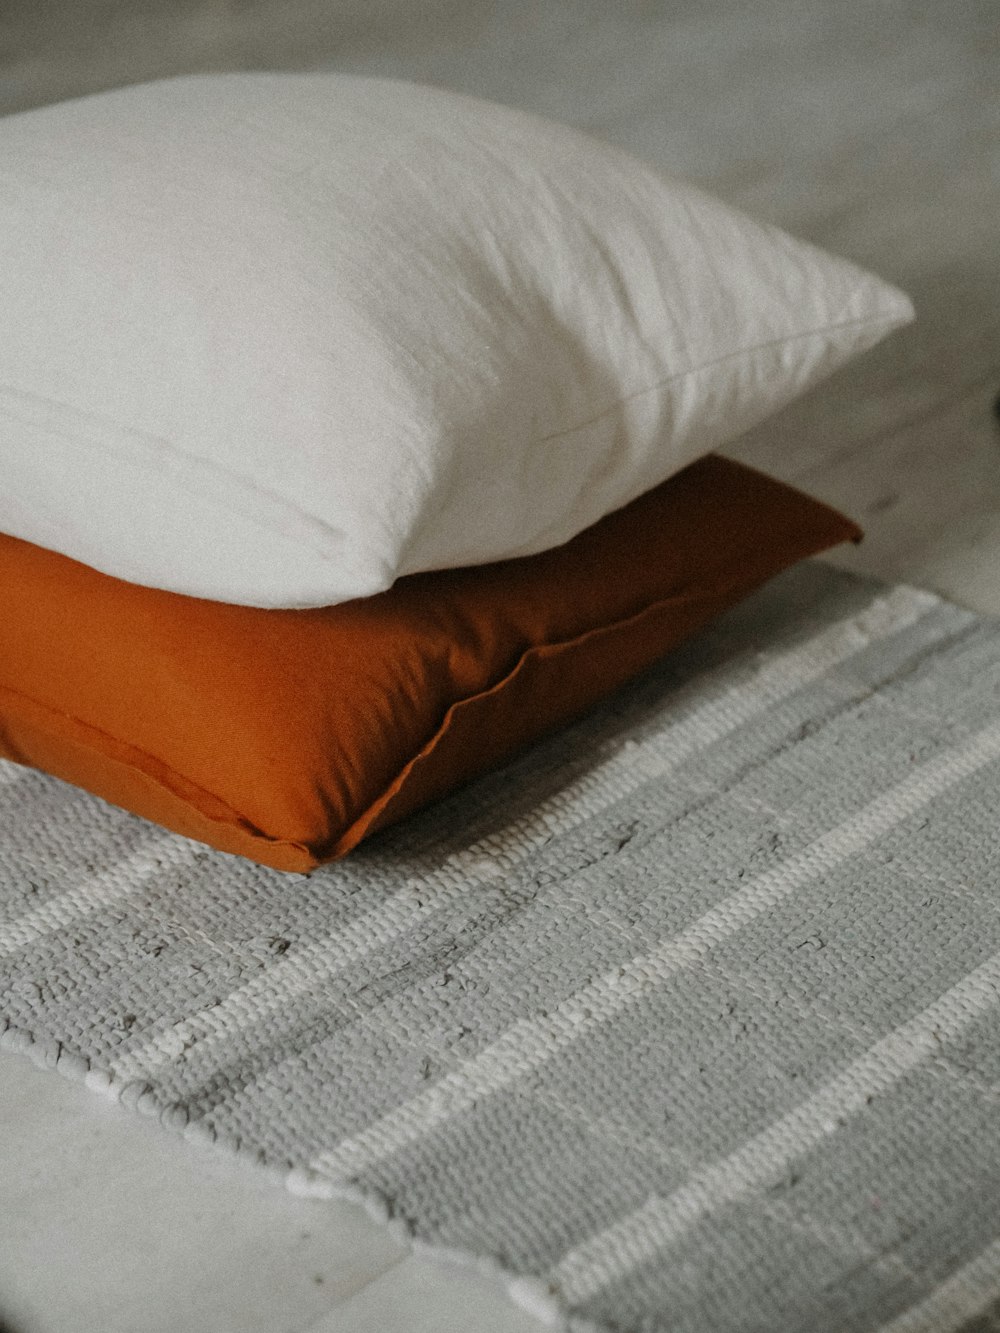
[1,2,998,1331]
[0,1050,547,1333]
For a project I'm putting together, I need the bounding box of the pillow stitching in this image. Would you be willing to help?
[1,305,901,573]
[0,679,286,844]
[324,544,870,860]
[0,383,354,563]
[532,307,909,448]
[0,576,764,853]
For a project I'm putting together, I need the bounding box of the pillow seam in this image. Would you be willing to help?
[0,680,289,845]
[0,383,356,565]
[0,569,805,858]
[532,308,909,448]
[1,305,899,575]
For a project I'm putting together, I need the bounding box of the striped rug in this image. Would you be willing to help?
[3,561,1000,1333]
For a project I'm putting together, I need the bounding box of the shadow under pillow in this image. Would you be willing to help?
[0,456,860,872]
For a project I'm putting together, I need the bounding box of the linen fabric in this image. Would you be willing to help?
[3,563,1000,1333]
[0,457,858,871]
[0,71,907,607]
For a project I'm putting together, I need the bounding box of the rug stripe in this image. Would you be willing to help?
[461,584,941,854]
[0,836,191,955]
[877,1237,1000,1332]
[549,945,1000,1303]
[110,587,937,1084]
[306,715,1000,1185]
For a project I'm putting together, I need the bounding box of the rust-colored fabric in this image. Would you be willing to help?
[0,456,861,872]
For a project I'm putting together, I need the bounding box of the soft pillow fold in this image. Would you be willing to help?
[0,72,907,607]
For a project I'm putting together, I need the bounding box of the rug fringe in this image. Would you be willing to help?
[0,1016,615,1333]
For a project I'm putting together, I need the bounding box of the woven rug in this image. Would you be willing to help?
[4,561,1000,1333]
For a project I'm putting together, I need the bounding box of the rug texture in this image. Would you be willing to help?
[4,562,1000,1333]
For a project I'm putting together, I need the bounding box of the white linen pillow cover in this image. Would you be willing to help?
[0,72,912,608]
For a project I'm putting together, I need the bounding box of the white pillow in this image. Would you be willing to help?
[0,73,911,608]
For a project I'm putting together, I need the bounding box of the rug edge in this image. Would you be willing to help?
[0,1015,609,1333]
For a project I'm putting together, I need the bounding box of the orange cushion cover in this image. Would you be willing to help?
[0,456,860,873]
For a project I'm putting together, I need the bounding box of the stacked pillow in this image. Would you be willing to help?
[0,73,910,870]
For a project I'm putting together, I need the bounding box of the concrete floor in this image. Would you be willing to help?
[1,2,998,1330]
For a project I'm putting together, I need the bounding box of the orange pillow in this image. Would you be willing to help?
[0,457,860,873]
